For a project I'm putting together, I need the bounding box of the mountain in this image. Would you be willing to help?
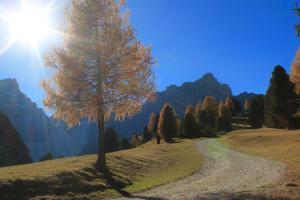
[0,79,72,160]
[0,112,32,167]
[110,73,232,135]
[79,73,233,154]
[233,92,260,108]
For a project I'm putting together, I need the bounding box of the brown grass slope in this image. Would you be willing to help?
[0,139,202,200]
[221,128,300,199]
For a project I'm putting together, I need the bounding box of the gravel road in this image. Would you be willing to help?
[115,139,285,200]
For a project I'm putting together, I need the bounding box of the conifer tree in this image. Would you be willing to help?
[232,98,242,115]
[105,128,119,153]
[147,112,156,136]
[181,105,198,138]
[195,101,206,130]
[218,101,231,132]
[42,0,155,170]
[244,100,251,113]
[120,138,131,150]
[225,97,234,116]
[142,126,152,143]
[265,65,298,128]
[202,96,218,136]
[158,103,179,142]
[249,95,265,128]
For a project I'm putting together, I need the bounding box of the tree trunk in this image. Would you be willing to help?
[96,109,107,171]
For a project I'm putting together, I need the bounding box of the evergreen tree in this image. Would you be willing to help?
[218,101,232,132]
[142,126,152,143]
[40,153,53,162]
[120,138,131,150]
[232,98,242,115]
[181,105,198,138]
[249,95,265,128]
[265,65,298,128]
[158,103,179,142]
[195,101,206,130]
[202,96,218,136]
[105,128,119,153]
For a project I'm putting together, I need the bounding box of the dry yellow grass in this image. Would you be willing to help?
[221,128,300,198]
[0,139,202,199]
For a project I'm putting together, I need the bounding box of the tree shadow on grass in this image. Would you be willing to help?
[101,170,167,200]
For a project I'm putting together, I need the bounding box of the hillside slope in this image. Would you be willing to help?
[0,139,202,199]
[0,112,32,167]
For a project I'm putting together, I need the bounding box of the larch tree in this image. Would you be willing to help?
[42,0,155,171]
[202,96,218,135]
[158,103,179,142]
[218,101,231,132]
[291,47,300,95]
[181,105,198,138]
[225,97,234,116]
[244,100,251,113]
[147,112,156,136]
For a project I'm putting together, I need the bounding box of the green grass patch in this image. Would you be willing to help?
[0,139,202,199]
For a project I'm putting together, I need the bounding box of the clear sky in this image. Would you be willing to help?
[0,0,299,109]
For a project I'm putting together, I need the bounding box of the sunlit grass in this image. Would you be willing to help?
[0,139,203,199]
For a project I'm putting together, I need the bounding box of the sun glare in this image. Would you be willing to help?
[0,0,58,53]
[7,6,51,45]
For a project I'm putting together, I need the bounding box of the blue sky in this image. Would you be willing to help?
[0,0,299,109]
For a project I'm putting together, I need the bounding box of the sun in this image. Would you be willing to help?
[7,6,52,45]
[0,0,58,52]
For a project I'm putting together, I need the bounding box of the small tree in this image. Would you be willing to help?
[181,105,198,138]
[131,133,140,148]
[158,103,179,142]
[120,138,131,150]
[195,101,206,130]
[105,128,119,153]
[232,98,242,115]
[218,101,232,132]
[244,100,251,113]
[147,112,156,137]
[225,97,234,116]
[142,125,152,143]
[202,96,218,136]
[40,153,53,162]
[42,0,155,171]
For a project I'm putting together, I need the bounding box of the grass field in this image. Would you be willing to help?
[0,139,202,199]
[221,128,300,198]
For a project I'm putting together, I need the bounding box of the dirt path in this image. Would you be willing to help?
[115,139,285,200]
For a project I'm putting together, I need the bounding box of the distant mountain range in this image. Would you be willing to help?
[0,74,259,159]
[0,79,72,160]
